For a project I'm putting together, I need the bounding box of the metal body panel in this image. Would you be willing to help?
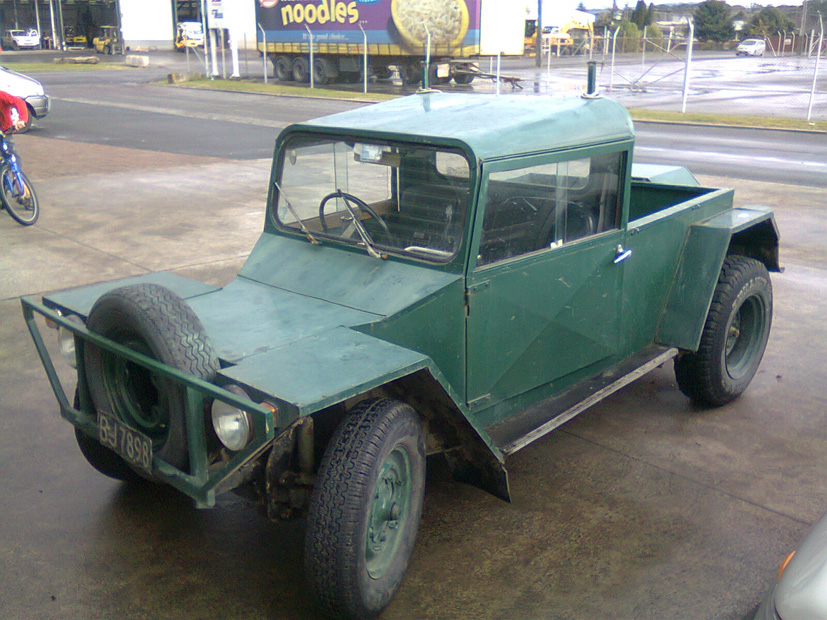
[631,163,700,186]
[656,206,779,351]
[219,326,429,416]
[466,230,624,412]
[239,233,464,316]
[292,94,634,163]
[187,277,381,363]
[620,188,735,356]
[44,272,218,318]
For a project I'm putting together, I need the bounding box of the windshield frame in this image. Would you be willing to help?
[269,130,477,266]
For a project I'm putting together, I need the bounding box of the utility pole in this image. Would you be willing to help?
[535,0,543,67]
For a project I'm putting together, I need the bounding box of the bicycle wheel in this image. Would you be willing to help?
[1,166,39,226]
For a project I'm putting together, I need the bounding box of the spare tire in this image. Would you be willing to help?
[83,284,219,471]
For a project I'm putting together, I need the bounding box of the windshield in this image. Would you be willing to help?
[274,135,471,261]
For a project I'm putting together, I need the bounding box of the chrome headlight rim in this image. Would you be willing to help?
[211,384,254,452]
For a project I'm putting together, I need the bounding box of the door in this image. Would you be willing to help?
[466,149,628,410]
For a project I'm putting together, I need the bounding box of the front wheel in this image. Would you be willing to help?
[675,254,773,407]
[305,399,426,619]
[1,167,39,225]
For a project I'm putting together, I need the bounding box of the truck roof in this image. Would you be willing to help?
[292,93,634,161]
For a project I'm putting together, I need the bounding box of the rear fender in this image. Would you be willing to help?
[656,207,780,351]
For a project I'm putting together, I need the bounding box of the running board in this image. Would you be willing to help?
[487,346,678,456]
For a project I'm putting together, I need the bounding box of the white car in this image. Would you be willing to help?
[754,511,827,619]
[736,38,766,56]
[2,28,40,50]
[0,66,50,132]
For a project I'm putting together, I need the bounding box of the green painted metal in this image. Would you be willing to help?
[289,93,635,163]
[631,163,700,187]
[44,272,218,318]
[655,206,778,351]
[22,297,278,508]
[22,93,780,505]
[365,445,413,580]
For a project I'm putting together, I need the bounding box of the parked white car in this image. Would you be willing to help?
[2,28,40,50]
[736,38,766,56]
[0,66,50,132]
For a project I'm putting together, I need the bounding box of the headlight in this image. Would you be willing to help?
[57,315,84,369]
[212,385,253,452]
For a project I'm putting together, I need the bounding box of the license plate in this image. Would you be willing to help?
[98,413,153,473]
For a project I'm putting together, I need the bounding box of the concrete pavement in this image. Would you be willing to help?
[1,132,826,620]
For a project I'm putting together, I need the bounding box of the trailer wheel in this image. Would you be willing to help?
[453,72,475,85]
[292,57,310,83]
[312,57,332,86]
[83,284,219,471]
[675,255,772,407]
[399,62,421,86]
[305,398,425,619]
[274,55,292,81]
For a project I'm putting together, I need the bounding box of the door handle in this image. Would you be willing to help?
[614,244,632,264]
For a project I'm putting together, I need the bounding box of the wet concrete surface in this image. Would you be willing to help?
[1,129,827,620]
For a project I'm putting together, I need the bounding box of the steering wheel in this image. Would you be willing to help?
[318,191,391,240]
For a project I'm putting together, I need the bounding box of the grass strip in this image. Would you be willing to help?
[629,108,827,132]
[169,77,395,102]
[1,61,130,72]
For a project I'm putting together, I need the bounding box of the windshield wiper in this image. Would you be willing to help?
[273,181,320,245]
[334,190,386,260]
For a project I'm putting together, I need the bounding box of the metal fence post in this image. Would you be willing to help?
[610,27,619,91]
[258,23,268,84]
[305,25,314,89]
[681,18,694,114]
[360,24,368,94]
[807,14,824,122]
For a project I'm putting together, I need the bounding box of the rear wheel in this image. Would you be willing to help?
[399,62,421,86]
[675,255,772,407]
[305,398,426,619]
[292,57,310,83]
[1,167,39,225]
[274,55,292,81]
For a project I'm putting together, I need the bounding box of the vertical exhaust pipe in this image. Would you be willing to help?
[583,59,600,98]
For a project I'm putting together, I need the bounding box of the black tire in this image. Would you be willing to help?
[274,55,292,81]
[305,398,426,620]
[373,66,393,80]
[675,255,772,407]
[1,166,39,225]
[399,63,421,86]
[292,56,310,83]
[313,57,332,85]
[73,389,145,482]
[83,284,219,471]
[453,71,475,85]
[18,106,33,133]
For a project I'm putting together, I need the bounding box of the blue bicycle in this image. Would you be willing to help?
[0,131,39,226]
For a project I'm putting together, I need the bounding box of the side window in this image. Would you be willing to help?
[477,151,624,267]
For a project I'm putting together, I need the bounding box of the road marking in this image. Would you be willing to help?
[635,146,827,169]
[52,96,288,129]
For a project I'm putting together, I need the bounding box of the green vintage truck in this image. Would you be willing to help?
[23,93,779,619]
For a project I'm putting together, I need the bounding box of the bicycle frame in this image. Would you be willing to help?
[0,135,25,197]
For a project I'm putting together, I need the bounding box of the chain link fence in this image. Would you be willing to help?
[572,31,827,122]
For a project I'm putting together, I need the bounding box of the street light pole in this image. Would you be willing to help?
[535,0,543,68]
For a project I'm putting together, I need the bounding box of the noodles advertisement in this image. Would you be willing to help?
[257,0,483,55]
